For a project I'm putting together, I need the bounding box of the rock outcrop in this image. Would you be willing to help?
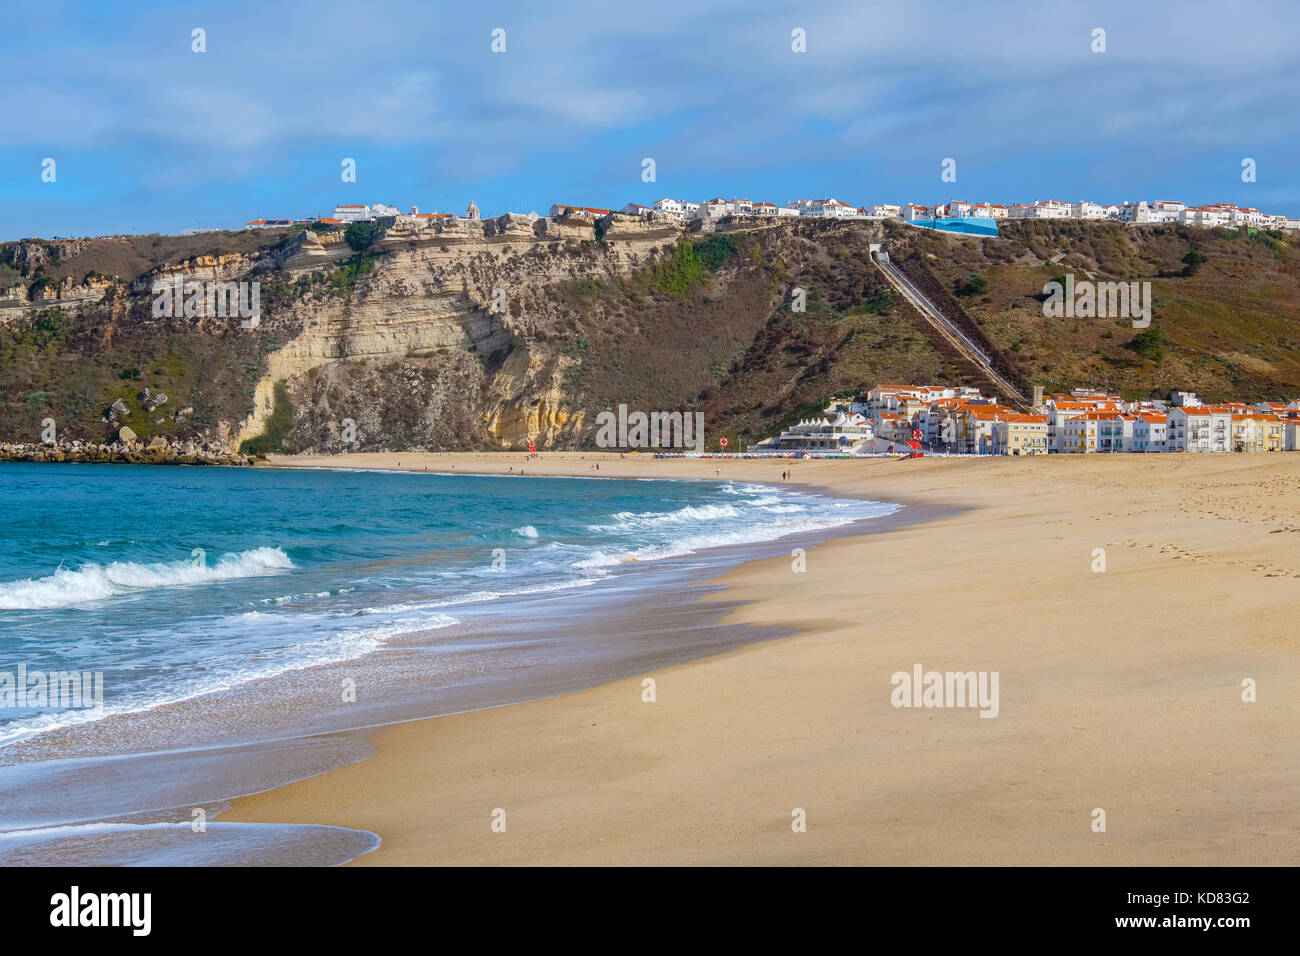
[0,437,254,466]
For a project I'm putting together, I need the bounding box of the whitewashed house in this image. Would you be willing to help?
[1096,413,1137,453]
[1181,204,1233,228]
[652,198,699,219]
[1132,413,1168,452]
[333,204,372,222]
[1133,200,1185,224]
[1028,200,1071,219]
[800,198,860,218]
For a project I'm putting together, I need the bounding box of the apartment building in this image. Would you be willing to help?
[1231,413,1285,452]
[1132,413,1168,452]
[1167,405,1234,452]
[991,414,1050,455]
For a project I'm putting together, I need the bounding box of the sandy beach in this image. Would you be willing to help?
[227,452,1300,865]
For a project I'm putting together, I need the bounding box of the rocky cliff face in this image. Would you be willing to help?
[229,217,696,450]
[1,214,703,453]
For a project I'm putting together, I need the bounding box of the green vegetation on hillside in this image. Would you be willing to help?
[326,255,377,294]
[239,381,294,455]
[344,221,383,252]
[1126,327,1167,362]
[955,272,989,297]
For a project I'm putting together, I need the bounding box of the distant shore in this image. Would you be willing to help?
[224,451,1300,865]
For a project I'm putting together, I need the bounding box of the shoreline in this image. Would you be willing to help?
[222,451,1300,865]
[1,459,915,865]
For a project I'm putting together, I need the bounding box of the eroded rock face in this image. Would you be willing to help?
[229,223,687,451]
[2,214,725,453]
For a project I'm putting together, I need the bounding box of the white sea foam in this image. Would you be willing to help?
[0,601,455,746]
[576,493,897,568]
[0,548,294,610]
[514,525,540,538]
[589,502,741,532]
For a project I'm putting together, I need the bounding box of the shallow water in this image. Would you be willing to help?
[0,463,901,864]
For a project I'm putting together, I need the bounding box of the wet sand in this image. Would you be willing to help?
[227,452,1300,865]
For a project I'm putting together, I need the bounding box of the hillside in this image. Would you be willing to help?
[1,216,1296,454]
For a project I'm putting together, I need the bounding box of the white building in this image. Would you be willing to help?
[866,204,902,218]
[652,198,700,219]
[1125,200,1184,224]
[1071,200,1106,219]
[1234,206,1267,227]
[1011,200,1071,219]
[1095,413,1137,453]
[755,410,875,454]
[1132,413,1168,452]
[798,198,860,218]
[333,204,372,222]
[1180,204,1233,228]
[1167,405,1233,453]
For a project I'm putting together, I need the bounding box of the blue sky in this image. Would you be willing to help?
[2,0,1298,240]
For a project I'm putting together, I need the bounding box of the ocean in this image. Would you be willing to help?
[0,462,897,864]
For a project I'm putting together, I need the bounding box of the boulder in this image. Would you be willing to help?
[147,436,169,451]
[118,425,137,444]
[108,398,129,420]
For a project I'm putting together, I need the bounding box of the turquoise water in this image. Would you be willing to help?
[0,463,892,746]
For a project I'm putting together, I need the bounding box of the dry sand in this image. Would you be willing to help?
[227,452,1300,865]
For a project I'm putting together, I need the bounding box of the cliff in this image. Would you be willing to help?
[1,216,1297,454]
